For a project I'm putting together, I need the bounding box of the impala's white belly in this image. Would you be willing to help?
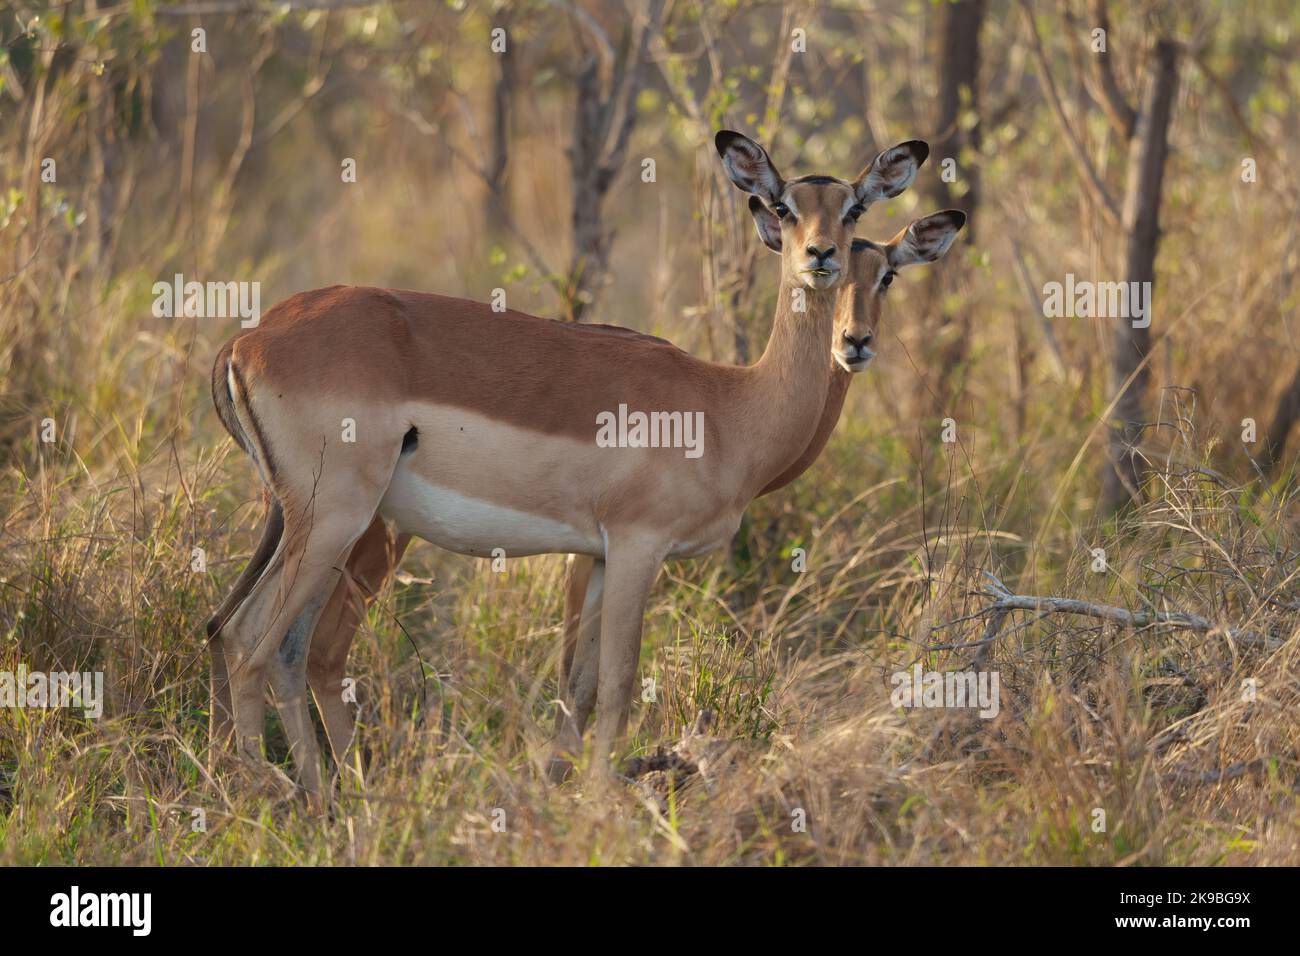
[378,461,602,557]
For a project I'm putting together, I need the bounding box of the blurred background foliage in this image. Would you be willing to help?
[2,0,1298,505]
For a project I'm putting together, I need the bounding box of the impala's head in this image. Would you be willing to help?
[715,130,929,292]
[830,210,967,372]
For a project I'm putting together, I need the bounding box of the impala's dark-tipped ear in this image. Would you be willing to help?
[715,130,784,204]
[886,209,966,268]
[748,196,782,253]
[854,140,929,204]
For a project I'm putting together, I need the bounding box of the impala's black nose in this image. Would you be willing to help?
[806,244,837,262]
[842,329,873,350]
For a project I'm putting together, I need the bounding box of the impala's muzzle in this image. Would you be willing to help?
[835,329,875,372]
[799,243,841,290]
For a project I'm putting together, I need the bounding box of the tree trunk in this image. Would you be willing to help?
[567,52,611,323]
[933,0,985,228]
[1263,363,1300,474]
[564,0,665,323]
[929,0,985,412]
[1101,39,1179,515]
[484,14,515,239]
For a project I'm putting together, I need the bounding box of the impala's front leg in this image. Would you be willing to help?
[593,534,664,772]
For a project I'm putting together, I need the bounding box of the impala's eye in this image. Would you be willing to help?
[845,204,866,223]
[771,202,791,220]
[880,272,895,290]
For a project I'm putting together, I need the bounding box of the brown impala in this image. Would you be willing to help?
[206,130,962,800]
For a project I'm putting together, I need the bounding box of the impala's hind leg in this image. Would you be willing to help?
[222,500,381,802]
[559,554,596,690]
[549,555,604,782]
[306,517,411,772]
[219,430,399,799]
[207,496,284,755]
[214,340,408,801]
[269,581,336,801]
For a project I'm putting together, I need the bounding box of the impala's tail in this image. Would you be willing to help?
[211,341,247,452]
[205,496,283,641]
[211,340,278,487]
[207,340,284,642]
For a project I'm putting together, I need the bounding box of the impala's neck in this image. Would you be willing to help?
[757,364,853,497]
[731,279,836,498]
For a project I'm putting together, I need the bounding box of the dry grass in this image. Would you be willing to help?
[3,397,1298,865]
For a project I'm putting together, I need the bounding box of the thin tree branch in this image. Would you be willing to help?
[1009,235,1068,380]
[1085,0,1136,139]
[1019,0,1122,230]
[544,0,616,68]
[1164,760,1267,785]
[597,0,666,190]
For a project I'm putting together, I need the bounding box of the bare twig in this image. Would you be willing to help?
[544,0,616,68]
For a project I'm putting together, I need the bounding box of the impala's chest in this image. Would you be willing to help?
[664,508,745,559]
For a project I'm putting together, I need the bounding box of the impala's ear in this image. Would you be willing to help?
[854,140,929,205]
[748,196,782,252]
[715,129,784,204]
[886,209,966,268]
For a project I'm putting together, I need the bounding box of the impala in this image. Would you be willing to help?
[206,130,949,799]
[293,205,967,783]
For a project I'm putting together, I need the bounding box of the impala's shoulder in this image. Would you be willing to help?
[561,321,677,350]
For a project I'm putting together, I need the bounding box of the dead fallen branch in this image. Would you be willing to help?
[938,573,1280,665]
